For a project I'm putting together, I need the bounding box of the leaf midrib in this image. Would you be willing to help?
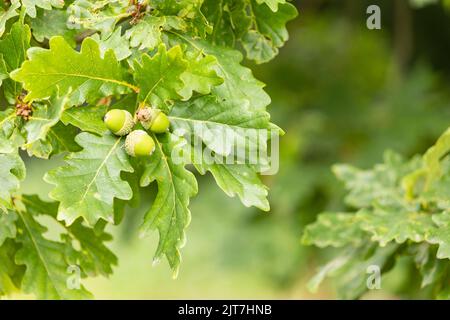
[79,137,122,205]
[24,71,139,92]
[16,210,62,299]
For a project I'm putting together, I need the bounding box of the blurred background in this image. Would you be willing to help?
[19,0,450,299]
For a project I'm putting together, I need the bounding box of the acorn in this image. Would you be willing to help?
[137,107,170,133]
[104,109,134,136]
[125,130,155,157]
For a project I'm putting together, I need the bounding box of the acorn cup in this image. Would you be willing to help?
[125,130,156,157]
[104,109,135,136]
[136,107,170,133]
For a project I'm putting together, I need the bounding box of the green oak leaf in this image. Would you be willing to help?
[194,40,271,111]
[427,212,450,259]
[357,207,436,246]
[93,27,132,61]
[11,36,136,105]
[125,16,165,51]
[201,0,240,46]
[334,244,399,299]
[171,95,271,160]
[65,219,118,277]
[61,104,108,135]
[153,0,211,36]
[0,211,17,246]
[23,93,68,146]
[202,0,297,63]
[307,243,399,299]
[241,1,297,63]
[333,151,422,208]
[30,8,77,46]
[255,0,286,11]
[198,161,269,211]
[21,0,64,18]
[0,0,19,36]
[21,195,118,277]
[0,109,19,153]
[140,133,198,276]
[134,44,187,110]
[68,0,129,35]
[302,212,367,248]
[412,244,448,288]
[178,50,224,100]
[0,240,20,296]
[45,132,134,226]
[423,127,450,183]
[26,122,81,159]
[15,208,93,299]
[0,21,31,103]
[0,153,25,212]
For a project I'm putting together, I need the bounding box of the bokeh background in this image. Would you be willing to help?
[18,0,450,299]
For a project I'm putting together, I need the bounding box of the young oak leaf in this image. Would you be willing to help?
[44,132,134,226]
[193,40,271,111]
[125,16,165,51]
[134,44,187,111]
[139,133,198,277]
[67,0,129,36]
[0,0,20,37]
[21,0,65,18]
[11,36,137,105]
[242,1,298,64]
[0,153,25,213]
[92,27,132,61]
[178,50,224,100]
[15,208,93,299]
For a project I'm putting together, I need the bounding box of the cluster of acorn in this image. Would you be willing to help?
[104,106,170,157]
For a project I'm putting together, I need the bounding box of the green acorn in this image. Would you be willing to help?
[104,109,134,136]
[125,130,155,157]
[137,107,170,133]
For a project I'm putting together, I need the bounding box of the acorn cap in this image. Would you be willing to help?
[104,109,134,136]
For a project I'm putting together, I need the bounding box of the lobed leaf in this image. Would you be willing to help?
[15,208,92,299]
[140,133,198,276]
[0,153,25,212]
[302,212,367,248]
[11,36,136,105]
[134,44,187,110]
[45,132,134,226]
